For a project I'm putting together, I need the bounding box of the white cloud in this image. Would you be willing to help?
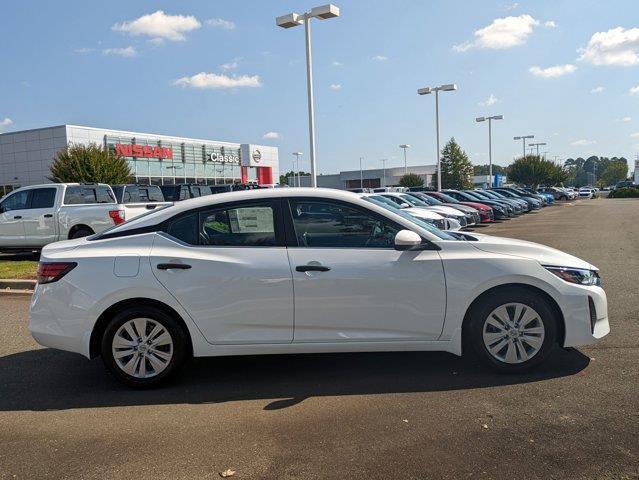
[529,64,576,78]
[578,27,639,66]
[262,132,280,140]
[330,83,342,90]
[0,117,13,131]
[478,93,499,106]
[630,85,639,95]
[372,55,388,61]
[113,11,201,42]
[570,139,596,146]
[219,58,241,71]
[621,116,632,122]
[504,2,519,11]
[544,20,557,28]
[590,86,605,93]
[102,46,137,57]
[206,18,236,30]
[74,47,95,54]
[630,132,639,138]
[332,61,343,66]
[173,72,261,89]
[454,14,539,52]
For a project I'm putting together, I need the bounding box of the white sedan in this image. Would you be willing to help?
[29,188,609,387]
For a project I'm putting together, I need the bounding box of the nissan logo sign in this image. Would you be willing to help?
[252,149,262,163]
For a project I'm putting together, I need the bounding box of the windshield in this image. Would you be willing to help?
[471,191,490,199]
[399,194,429,206]
[462,191,484,201]
[363,197,456,240]
[496,190,516,198]
[417,193,442,205]
[431,192,459,204]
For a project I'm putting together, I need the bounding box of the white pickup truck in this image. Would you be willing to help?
[0,183,125,251]
[110,184,172,221]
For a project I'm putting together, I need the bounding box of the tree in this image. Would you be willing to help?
[279,170,310,185]
[431,138,474,189]
[398,173,424,188]
[49,143,132,183]
[601,159,628,186]
[507,155,568,189]
[473,164,507,176]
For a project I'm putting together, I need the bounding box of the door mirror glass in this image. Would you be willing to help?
[399,203,410,208]
[394,230,422,251]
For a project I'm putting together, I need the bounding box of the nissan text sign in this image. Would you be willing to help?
[115,143,173,159]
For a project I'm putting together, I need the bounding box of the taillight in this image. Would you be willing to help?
[109,209,126,225]
[37,262,77,284]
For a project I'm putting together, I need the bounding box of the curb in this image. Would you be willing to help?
[0,279,36,296]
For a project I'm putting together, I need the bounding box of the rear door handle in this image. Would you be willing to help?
[296,265,331,273]
[157,263,191,270]
[43,214,53,218]
[13,215,22,219]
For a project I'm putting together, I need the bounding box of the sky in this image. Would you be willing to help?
[1,0,638,174]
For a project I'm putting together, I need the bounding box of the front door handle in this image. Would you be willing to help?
[13,215,22,219]
[296,265,331,273]
[43,214,53,218]
[157,263,192,270]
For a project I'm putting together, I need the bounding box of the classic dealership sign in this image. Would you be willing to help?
[207,152,240,164]
[115,143,173,159]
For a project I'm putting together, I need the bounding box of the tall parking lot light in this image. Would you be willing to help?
[514,135,534,158]
[292,152,303,186]
[276,4,340,188]
[528,142,547,156]
[381,158,388,186]
[476,115,503,187]
[399,144,411,174]
[359,156,364,188]
[418,83,457,191]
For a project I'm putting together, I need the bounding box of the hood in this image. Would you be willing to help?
[459,201,491,211]
[405,207,444,220]
[466,232,594,270]
[419,205,464,217]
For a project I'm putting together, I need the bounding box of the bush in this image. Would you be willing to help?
[49,143,132,184]
[608,187,639,198]
[398,173,424,188]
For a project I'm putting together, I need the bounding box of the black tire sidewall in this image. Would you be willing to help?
[467,287,558,373]
[101,306,187,388]
[70,228,93,239]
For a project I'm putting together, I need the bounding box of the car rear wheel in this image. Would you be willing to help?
[101,306,188,388]
[466,287,558,373]
[70,227,94,239]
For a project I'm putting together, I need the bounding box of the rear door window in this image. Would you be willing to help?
[28,188,57,209]
[147,186,164,202]
[64,186,88,204]
[96,186,115,203]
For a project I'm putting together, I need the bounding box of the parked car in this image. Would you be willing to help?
[30,187,609,387]
[0,183,123,251]
[360,194,458,230]
[468,190,520,215]
[579,188,595,199]
[407,191,479,226]
[159,184,213,202]
[538,187,570,201]
[111,184,172,221]
[444,190,509,219]
[519,187,555,204]
[422,191,494,223]
[491,188,542,210]
[378,192,470,228]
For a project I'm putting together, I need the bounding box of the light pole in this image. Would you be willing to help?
[277,4,340,188]
[292,152,303,186]
[529,142,547,156]
[381,158,388,187]
[475,115,503,187]
[418,83,457,191]
[359,157,364,189]
[514,135,534,158]
[399,144,411,174]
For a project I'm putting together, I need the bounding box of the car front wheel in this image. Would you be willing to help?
[101,306,188,388]
[466,288,558,373]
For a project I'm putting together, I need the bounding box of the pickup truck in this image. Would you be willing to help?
[110,184,172,221]
[0,183,125,251]
[159,183,213,202]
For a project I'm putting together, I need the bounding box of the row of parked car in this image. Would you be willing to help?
[0,182,263,251]
[348,185,562,232]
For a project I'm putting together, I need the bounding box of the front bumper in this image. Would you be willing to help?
[561,285,610,348]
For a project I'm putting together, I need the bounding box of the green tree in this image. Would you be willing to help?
[279,170,310,185]
[507,155,568,189]
[601,159,628,186]
[49,143,132,183]
[473,164,507,176]
[431,138,474,189]
[398,173,424,188]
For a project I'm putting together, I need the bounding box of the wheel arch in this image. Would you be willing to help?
[68,224,95,239]
[461,283,566,353]
[89,297,194,359]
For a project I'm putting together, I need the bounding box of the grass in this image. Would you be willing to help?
[0,258,38,279]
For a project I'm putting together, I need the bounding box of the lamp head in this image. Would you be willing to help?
[310,4,340,19]
[276,13,302,28]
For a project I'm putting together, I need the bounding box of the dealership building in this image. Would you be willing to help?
[0,124,279,194]
[289,164,438,189]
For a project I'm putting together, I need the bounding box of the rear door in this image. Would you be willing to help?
[0,190,29,247]
[150,199,294,344]
[22,187,59,246]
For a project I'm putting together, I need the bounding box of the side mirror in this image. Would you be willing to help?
[399,203,410,208]
[394,230,423,251]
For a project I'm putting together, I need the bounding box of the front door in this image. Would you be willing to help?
[285,198,446,342]
[150,200,294,344]
[0,190,29,247]
[23,187,58,246]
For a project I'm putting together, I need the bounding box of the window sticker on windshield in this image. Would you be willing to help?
[229,207,274,233]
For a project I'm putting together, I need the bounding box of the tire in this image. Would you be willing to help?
[101,306,188,388]
[70,227,93,239]
[465,287,558,373]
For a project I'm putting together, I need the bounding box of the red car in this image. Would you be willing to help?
[423,191,494,223]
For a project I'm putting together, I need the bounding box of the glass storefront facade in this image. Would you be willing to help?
[105,134,242,185]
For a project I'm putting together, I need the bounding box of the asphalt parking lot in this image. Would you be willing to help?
[1,199,637,480]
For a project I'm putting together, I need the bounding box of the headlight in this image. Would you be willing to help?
[544,266,602,287]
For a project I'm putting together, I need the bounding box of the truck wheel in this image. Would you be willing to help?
[70,227,93,239]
